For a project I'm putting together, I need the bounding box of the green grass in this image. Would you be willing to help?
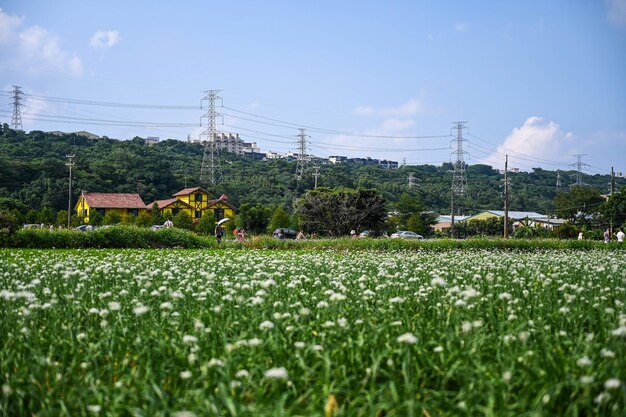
[1,248,625,416]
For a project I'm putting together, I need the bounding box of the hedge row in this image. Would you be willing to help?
[2,227,624,251]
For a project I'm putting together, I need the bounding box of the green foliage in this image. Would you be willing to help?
[150,203,164,226]
[0,210,19,235]
[237,203,273,235]
[135,211,153,227]
[455,217,512,238]
[120,214,136,225]
[36,207,56,225]
[295,187,386,236]
[26,209,38,224]
[267,206,291,234]
[173,211,193,230]
[196,212,216,236]
[0,197,27,212]
[554,186,604,225]
[88,210,103,226]
[512,226,552,239]
[552,221,580,239]
[56,210,68,227]
[600,187,626,229]
[103,211,122,225]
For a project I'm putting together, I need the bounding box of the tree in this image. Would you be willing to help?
[197,211,216,235]
[554,186,603,225]
[600,187,626,229]
[393,193,437,236]
[267,206,291,234]
[103,211,122,225]
[150,203,164,226]
[0,210,19,235]
[56,210,68,227]
[136,211,153,227]
[295,187,387,236]
[173,211,193,230]
[37,207,56,225]
[237,203,273,235]
[89,210,103,226]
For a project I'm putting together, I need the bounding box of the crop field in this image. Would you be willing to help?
[1,248,625,417]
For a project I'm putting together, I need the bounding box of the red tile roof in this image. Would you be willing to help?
[147,198,192,209]
[172,187,212,197]
[205,194,237,210]
[82,192,146,209]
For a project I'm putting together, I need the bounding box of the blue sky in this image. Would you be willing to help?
[1,0,625,175]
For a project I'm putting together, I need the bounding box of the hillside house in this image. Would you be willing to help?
[149,187,236,221]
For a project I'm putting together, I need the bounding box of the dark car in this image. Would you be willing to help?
[272,228,297,239]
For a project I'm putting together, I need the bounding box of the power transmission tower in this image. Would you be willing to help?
[295,128,309,181]
[450,121,468,237]
[312,165,321,188]
[66,154,75,227]
[408,172,416,190]
[556,171,562,191]
[11,85,24,131]
[199,90,223,187]
[570,154,588,188]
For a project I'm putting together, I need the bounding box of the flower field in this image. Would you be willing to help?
[1,248,625,416]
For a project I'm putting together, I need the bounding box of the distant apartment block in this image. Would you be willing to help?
[328,155,398,169]
[145,136,159,146]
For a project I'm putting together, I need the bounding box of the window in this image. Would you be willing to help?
[172,208,180,216]
[127,209,139,217]
[195,193,203,202]
[214,208,225,220]
[96,208,105,217]
[195,210,202,219]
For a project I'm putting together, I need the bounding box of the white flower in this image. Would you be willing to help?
[576,356,592,367]
[294,341,305,349]
[87,405,102,413]
[264,367,288,379]
[235,369,249,379]
[208,358,224,368]
[182,335,198,345]
[499,292,512,301]
[1,384,12,396]
[461,322,472,333]
[261,279,276,288]
[579,375,594,385]
[160,302,173,310]
[172,412,197,417]
[389,296,405,304]
[316,301,329,308]
[259,320,274,330]
[604,378,621,389]
[431,277,447,287]
[77,333,87,341]
[600,348,615,358]
[133,305,149,316]
[329,293,346,302]
[433,346,444,353]
[180,370,192,380]
[396,333,417,344]
[502,371,512,382]
[247,338,262,346]
[611,325,626,337]
[107,301,121,311]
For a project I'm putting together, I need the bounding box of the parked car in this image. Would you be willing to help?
[390,231,423,239]
[358,230,387,238]
[74,225,93,232]
[151,225,165,231]
[272,228,297,239]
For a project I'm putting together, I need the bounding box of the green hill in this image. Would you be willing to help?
[0,125,620,214]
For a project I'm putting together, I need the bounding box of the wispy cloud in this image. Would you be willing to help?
[606,0,626,26]
[353,98,424,118]
[90,30,121,48]
[0,8,82,76]
[454,22,469,32]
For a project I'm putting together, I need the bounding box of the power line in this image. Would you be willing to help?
[22,93,199,110]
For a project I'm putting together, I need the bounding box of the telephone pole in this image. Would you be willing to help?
[450,121,468,237]
[199,90,223,187]
[11,85,24,131]
[503,155,510,239]
[295,128,309,181]
[313,165,321,188]
[66,154,75,227]
[610,166,615,195]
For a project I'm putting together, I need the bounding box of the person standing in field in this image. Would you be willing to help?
[164,218,173,228]
[578,232,584,241]
[604,228,610,243]
[296,230,305,240]
[215,225,223,244]
[238,228,246,241]
[617,229,625,243]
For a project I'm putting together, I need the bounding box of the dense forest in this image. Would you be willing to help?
[0,125,621,215]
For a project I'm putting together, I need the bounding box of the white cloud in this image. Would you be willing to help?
[353,106,375,116]
[484,116,573,169]
[454,22,469,32]
[380,118,415,132]
[607,0,626,26]
[0,9,82,76]
[90,30,121,48]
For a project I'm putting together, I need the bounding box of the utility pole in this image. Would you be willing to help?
[199,90,223,187]
[312,165,320,188]
[503,154,510,239]
[66,154,75,227]
[295,128,309,181]
[11,85,24,131]
[450,121,468,237]
[610,166,615,235]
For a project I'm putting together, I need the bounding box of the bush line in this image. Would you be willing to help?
[1,226,625,250]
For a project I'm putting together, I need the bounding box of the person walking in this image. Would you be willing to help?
[617,229,625,243]
[238,228,246,242]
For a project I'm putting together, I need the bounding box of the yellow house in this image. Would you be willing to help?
[170,187,236,220]
[75,192,147,223]
[146,198,194,219]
